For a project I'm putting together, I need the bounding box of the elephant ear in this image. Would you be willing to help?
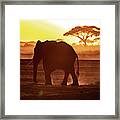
[36,40,42,47]
[37,40,41,44]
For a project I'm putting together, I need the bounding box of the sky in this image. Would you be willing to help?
[20,20,100,44]
[20,19,100,59]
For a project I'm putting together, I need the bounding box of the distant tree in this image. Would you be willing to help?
[72,43,77,46]
[63,26,100,46]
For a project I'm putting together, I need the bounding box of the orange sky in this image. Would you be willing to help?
[20,20,100,45]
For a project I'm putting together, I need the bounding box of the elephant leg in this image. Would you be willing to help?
[45,72,52,85]
[71,68,79,86]
[61,72,69,86]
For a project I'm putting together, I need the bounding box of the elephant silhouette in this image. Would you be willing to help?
[33,40,79,86]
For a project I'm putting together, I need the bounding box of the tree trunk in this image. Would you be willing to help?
[83,38,88,46]
[79,38,87,46]
[82,39,87,46]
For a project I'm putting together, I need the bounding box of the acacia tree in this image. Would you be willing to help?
[63,26,100,45]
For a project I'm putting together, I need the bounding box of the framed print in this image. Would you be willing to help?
[0,0,119,119]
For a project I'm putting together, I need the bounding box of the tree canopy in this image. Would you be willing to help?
[63,26,100,45]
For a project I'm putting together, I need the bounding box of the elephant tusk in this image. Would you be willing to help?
[27,60,33,65]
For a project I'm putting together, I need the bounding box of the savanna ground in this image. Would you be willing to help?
[20,59,100,100]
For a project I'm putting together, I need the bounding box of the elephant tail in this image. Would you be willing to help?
[76,54,79,76]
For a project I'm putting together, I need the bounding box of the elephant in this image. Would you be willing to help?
[33,40,79,86]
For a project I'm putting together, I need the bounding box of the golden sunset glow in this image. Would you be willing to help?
[20,20,100,59]
[20,20,65,42]
[20,20,100,45]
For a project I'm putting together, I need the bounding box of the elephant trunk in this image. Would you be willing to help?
[33,63,38,83]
